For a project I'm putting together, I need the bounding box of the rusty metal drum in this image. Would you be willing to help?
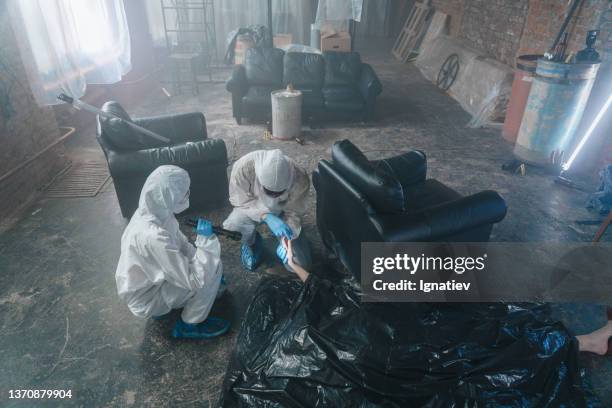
[514,59,600,166]
[502,55,540,144]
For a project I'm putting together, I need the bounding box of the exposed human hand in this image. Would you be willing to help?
[276,242,288,264]
[281,237,295,267]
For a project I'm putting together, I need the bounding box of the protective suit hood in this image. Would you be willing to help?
[254,150,294,192]
[138,165,190,221]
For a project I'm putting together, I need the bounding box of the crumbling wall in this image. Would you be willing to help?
[460,0,530,65]
[518,0,610,60]
[425,0,608,66]
[0,3,68,227]
[431,0,465,37]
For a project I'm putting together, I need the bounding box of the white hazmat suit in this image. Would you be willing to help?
[115,165,222,324]
[223,149,312,269]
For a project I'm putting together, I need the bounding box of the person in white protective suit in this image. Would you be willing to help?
[222,149,312,271]
[115,165,230,339]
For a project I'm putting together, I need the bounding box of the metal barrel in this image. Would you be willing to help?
[502,55,540,143]
[514,59,600,166]
[271,89,302,140]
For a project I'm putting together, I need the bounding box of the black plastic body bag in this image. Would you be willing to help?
[220,273,598,407]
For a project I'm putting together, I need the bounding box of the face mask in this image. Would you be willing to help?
[263,186,286,198]
[174,190,190,214]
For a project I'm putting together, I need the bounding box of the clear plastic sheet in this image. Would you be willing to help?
[356,0,391,38]
[315,0,363,23]
[221,273,598,407]
[279,44,322,54]
[314,0,364,32]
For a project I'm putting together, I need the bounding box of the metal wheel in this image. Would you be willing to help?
[437,54,460,91]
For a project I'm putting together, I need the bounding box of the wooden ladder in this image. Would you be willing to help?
[392,0,432,63]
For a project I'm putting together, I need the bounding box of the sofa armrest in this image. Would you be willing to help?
[373,190,507,242]
[359,63,382,101]
[226,65,249,96]
[107,138,227,179]
[133,112,207,144]
[372,150,427,189]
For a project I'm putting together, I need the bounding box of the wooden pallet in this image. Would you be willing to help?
[392,0,432,63]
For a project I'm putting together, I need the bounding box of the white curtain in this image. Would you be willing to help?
[315,0,363,27]
[144,0,314,58]
[8,0,131,106]
[357,0,391,38]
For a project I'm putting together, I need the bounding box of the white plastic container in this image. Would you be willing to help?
[271,88,302,140]
[310,24,321,49]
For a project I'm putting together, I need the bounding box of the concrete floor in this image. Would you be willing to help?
[1,39,611,406]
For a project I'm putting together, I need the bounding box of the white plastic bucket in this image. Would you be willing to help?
[271,89,302,140]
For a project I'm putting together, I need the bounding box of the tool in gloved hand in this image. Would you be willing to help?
[276,242,289,264]
[263,214,293,239]
[195,219,213,237]
[57,93,170,144]
[185,219,242,241]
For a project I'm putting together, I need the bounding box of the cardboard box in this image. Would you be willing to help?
[273,33,293,48]
[321,31,351,52]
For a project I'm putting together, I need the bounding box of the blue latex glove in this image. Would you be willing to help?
[196,218,213,237]
[263,214,293,239]
[276,242,288,264]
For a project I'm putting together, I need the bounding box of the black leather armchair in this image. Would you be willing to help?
[96,101,229,218]
[313,140,507,279]
[226,48,383,124]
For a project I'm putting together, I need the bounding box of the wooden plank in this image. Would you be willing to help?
[407,10,449,61]
[392,0,431,62]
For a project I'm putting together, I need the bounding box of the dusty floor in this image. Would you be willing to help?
[1,39,611,406]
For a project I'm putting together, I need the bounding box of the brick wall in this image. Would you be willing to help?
[431,0,465,37]
[517,0,609,60]
[0,3,68,225]
[460,0,530,65]
[424,0,609,65]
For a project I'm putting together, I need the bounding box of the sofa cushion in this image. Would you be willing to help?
[323,51,362,87]
[297,88,324,108]
[331,140,404,213]
[242,86,279,107]
[283,52,325,88]
[322,86,362,102]
[403,179,462,214]
[324,99,364,111]
[245,48,284,87]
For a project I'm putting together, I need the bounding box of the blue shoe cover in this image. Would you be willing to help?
[172,317,230,339]
[241,233,263,271]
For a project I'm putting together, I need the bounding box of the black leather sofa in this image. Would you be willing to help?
[96,101,229,218]
[313,140,507,279]
[226,48,382,124]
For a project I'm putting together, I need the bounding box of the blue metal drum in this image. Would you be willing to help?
[514,59,600,166]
